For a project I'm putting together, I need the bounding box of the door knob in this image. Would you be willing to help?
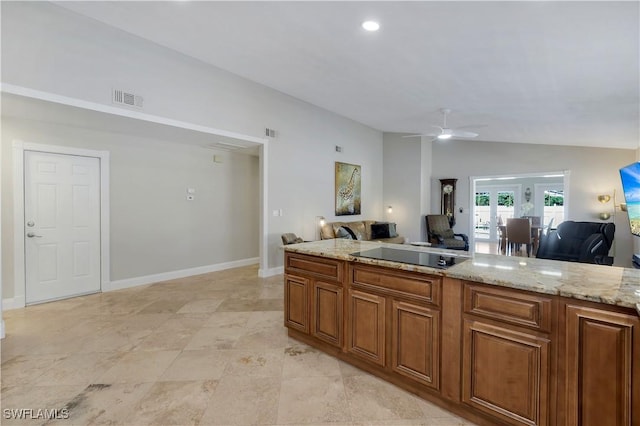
[26,232,42,238]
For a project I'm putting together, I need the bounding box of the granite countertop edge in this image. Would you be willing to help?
[284,240,640,315]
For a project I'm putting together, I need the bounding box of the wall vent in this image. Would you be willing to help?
[112,89,144,109]
[265,128,277,138]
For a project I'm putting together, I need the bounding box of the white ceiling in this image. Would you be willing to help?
[54,1,639,149]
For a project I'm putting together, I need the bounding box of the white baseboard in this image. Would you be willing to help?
[2,296,26,311]
[2,258,262,307]
[259,266,284,277]
[105,257,260,292]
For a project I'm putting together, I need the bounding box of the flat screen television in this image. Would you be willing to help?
[619,161,640,237]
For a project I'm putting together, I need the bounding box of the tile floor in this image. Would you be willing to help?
[1,265,476,425]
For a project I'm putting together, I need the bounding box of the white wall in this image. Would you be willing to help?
[0,2,384,285]
[1,117,260,299]
[431,139,635,266]
[382,133,425,242]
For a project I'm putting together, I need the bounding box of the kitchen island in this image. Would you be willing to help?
[283,239,640,426]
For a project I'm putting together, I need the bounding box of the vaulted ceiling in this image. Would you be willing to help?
[54,1,639,149]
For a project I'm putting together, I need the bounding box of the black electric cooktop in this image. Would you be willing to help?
[351,247,465,269]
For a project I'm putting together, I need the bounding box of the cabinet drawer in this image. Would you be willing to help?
[464,283,552,332]
[285,253,344,282]
[351,265,440,306]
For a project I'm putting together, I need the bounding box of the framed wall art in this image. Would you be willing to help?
[335,162,361,216]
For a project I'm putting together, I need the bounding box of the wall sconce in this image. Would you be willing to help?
[315,216,326,241]
[597,193,612,221]
[597,194,611,203]
[387,205,393,214]
[596,190,627,221]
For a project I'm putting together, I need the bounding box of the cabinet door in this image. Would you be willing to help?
[311,281,343,347]
[284,275,309,333]
[347,289,386,366]
[391,300,440,390]
[564,305,640,426]
[462,320,550,426]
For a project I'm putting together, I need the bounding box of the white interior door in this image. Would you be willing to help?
[25,151,101,304]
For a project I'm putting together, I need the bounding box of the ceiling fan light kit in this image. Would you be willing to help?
[403,108,484,142]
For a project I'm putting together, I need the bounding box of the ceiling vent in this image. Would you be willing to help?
[112,88,143,109]
[265,128,277,138]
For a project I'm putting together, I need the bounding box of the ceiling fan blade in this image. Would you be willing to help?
[453,124,487,130]
[451,130,479,138]
[402,133,439,138]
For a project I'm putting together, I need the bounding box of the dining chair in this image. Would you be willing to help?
[522,215,541,227]
[522,215,542,254]
[506,217,533,256]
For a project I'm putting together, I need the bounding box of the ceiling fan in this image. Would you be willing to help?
[403,108,484,141]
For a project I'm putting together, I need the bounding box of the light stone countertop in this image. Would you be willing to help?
[284,239,640,315]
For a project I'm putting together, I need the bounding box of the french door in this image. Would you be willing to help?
[534,183,565,228]
[474,185,520,241]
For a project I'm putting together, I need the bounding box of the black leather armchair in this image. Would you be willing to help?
[536,221,615,265]
[426,215,469,250]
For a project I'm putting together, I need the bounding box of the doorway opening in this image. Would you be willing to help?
[469,171,569,254]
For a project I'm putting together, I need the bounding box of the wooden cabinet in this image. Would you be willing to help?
[348,264,442,387]
[462,319,550,426]
[391,300,440,389]
[311,281,343,347]
[284,252,344,348]
[462,282,552,426]
[283,251,640,426]
[347,288,386,366]
[284,275,309,333]
[562,304,640,426]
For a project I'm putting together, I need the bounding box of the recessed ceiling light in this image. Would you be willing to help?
[362,21,380,32]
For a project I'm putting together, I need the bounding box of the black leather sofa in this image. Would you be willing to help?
[536,221,615,265]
